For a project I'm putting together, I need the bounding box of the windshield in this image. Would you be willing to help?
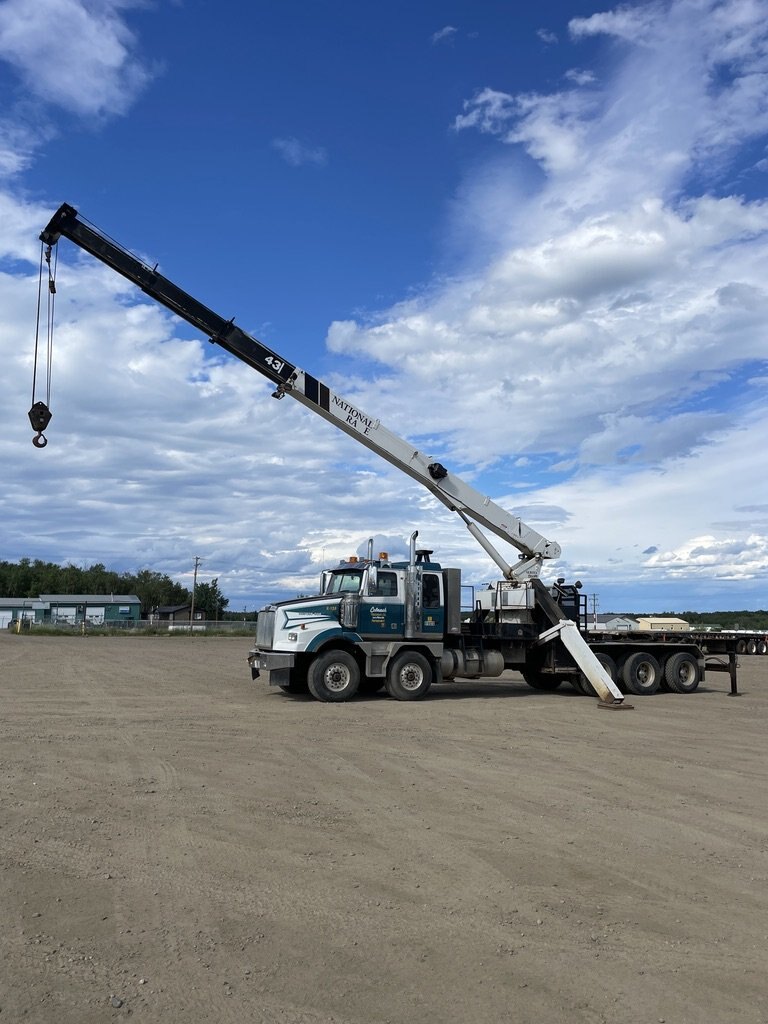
[324,571,363,595]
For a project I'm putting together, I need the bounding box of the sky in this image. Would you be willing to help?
[1,0,767,614]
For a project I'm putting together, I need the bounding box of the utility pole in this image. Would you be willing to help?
[189,556,201,632]
[590,593,599,630]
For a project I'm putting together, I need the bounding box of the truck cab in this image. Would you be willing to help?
[248,539,463,700]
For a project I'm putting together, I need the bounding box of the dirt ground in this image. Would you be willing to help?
[1,634,766,1024]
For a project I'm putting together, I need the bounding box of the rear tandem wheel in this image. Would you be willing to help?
[663,651,701,694]
[385,651,433,701]
[621,651,662,696]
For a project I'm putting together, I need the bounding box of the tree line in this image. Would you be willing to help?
[0,558,229,620]
[624,609,768,630]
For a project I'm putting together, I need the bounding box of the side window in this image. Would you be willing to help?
[422,573,441,609]
[375,571,398,597]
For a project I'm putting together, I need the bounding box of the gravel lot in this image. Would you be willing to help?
[1,633,766,1024]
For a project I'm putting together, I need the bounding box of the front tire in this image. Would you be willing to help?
[386,652,432,701]
[307,650,360,702]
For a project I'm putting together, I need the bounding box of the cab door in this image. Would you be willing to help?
[358,570,404,636]
[420,572,444,635]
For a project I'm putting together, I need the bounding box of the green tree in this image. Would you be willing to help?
[193,578,228,620]
[129,569,191,617]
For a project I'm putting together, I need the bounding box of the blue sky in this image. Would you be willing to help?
[1,0,767,612]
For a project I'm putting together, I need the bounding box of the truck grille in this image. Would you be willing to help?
[255,609,275,647]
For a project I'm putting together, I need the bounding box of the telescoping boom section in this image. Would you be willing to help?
[38,203,557,584]
[35,202,632,705]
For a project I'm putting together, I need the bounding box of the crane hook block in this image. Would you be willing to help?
[29,401,52,448]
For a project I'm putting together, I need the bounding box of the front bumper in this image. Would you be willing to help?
[248,649,296,687]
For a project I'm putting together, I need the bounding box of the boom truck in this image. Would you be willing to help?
[32,203,719,706]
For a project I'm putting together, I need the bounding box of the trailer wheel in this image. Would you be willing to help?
[663,652,700,693]
[307,650,360,702]
[621,651,662,695]
[521,671,563,691]
[758,641,767,656]
[386,652,432,701]
[746,639,758,655]
[736,639,747,654]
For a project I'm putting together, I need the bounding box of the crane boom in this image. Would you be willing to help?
[38,202,560,581]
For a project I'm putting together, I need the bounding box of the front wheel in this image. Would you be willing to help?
[307,650,360,702]
[386,652,432,701]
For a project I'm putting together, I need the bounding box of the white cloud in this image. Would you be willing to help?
[0,192,52,260]
[569,4,659,42]
[0,0,154,118]
[272,136,328,167]
[326,193,768,465]
[0,119,46,177]
[645,534,768,580]
[564,68,595,85]
[457,2,768,210]
[455,86,596,176]
[431,25,457,45]
[508,403,768,588]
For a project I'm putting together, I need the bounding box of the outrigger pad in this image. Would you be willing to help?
[596,700,634,710]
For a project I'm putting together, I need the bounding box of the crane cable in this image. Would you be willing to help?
[29,241,56,447]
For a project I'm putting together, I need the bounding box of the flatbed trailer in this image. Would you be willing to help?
[588,629,768,656]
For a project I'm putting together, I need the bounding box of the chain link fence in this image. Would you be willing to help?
[8,618,257,637]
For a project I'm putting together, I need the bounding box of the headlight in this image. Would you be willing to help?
[287,631,298,642]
